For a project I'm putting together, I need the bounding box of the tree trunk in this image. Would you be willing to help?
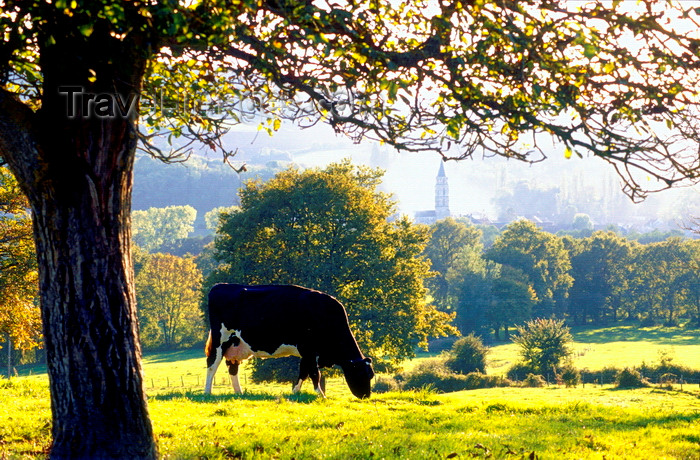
[0,27,157,458]
[5,334,11,379]
[30,147,155,458]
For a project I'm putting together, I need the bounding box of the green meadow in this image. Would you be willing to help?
[2,325,699,459]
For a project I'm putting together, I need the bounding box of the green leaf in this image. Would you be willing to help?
[78,24,94,37]
[583,43,598,59]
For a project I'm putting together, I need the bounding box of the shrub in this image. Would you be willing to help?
[444,334,490,375]
[249,357,300,384]
[615,368,649,388]
[401,359,469,393]
[579,366,619,385]
[557,364,581,388]
[506,362,538,382]
[463,371,511,390]
[372,376,400,393]
[512,318,573,375]
[522,373,546,388]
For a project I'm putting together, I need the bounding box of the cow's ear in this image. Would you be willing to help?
[364,357,372,364]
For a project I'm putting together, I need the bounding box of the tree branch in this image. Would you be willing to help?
[0,88,41,195]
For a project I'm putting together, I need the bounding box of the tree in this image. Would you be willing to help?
[512,318,573,376]
[485,220,573,318]
[447,243,495,335]
[677,240,700,327]
[423,217,482,312]
[567,231,637,324]
[135,253,203,349]
[488,266,537,340]
[3,1,700,456]
[210,161,456,364]
[0,166,40,376]
[632,238,693,326]
[132,205,197,252]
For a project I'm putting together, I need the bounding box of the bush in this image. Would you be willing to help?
[522,373,546,388]
[463,371,511,390]
[512,318,573,375]
[557,364,581,388]
[401,359,469,393]
[397,358,511,394]
[249,357,300,384]
[579,366,619,385]
[444,334,489,375]
[615,368,649,388]
[372,376,400,394]
[506,362,538,381]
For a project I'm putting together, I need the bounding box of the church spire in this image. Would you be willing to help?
[435,162,450,219]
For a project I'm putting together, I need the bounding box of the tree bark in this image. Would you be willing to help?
[0,26,157,458]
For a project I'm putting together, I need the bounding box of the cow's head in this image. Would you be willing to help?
[341,357,374,399]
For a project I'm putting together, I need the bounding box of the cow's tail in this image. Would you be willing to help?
[205,329,214,358]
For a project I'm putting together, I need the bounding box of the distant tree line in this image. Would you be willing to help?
[2,162,698,373]
[425,217,700,340]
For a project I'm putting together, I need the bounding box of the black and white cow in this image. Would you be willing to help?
[204,283,375,399]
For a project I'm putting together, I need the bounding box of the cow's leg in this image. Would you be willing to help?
[226,360,243,394]
[205,330,223,394]
[309,367,325,398]
[298,356,325,398]
[293,359,309,393]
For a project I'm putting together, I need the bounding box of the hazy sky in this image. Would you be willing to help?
[221,122,700,227]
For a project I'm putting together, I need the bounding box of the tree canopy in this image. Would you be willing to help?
[210,161,456,363]
[135,252,203,349]
[0,166,39,353]
[132,205,197,252]
[4,1,700,198]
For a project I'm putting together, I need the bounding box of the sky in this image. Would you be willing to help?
[220,121,700,228]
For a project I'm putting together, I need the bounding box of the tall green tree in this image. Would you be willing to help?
[486,220,573,318]
[488,266,537,340]
[135,253,204,349]
[132,205,197,252]
[423,217,482,312]
[568,231,637,324]
[3,1,700,456]
[677,240,700,327]
[447,242,495,335]
[211,161,456,363]
[632,238,694,326]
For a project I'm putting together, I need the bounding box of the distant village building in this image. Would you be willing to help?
[414,163,451,225]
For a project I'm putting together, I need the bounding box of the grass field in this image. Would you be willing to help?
[2,325,699,459]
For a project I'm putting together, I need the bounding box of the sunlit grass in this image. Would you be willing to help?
[486,324,700,376]
[3,324,699,459]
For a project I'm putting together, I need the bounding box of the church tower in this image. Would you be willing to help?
[435,162,450,219]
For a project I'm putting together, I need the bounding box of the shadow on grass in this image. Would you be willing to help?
[142,347,203,364]
[151,389,319,404]
[571,324,700,345]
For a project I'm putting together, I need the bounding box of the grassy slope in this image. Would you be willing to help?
[2,324,700,459]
